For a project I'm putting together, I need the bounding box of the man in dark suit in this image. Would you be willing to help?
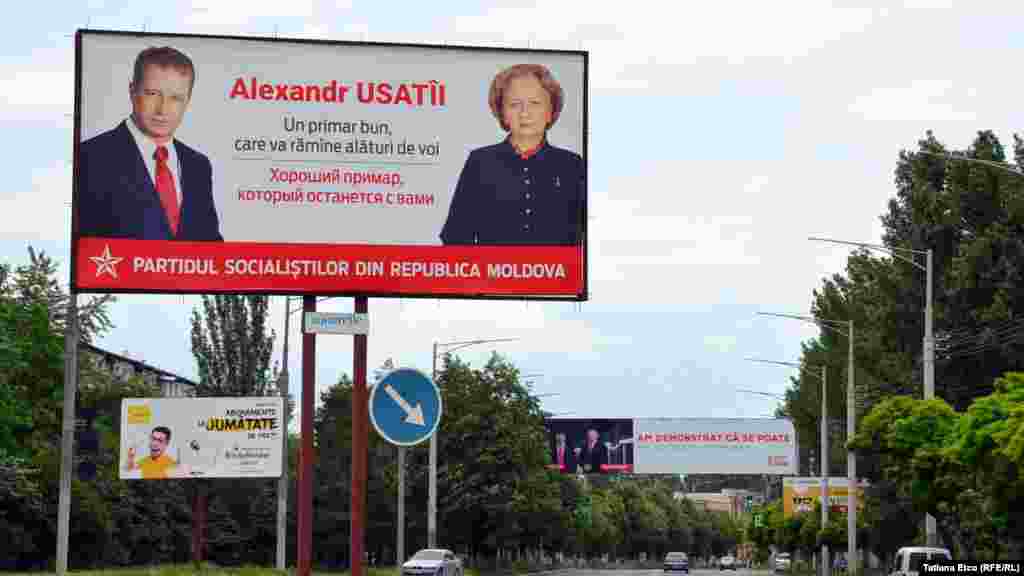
[551,432,577,473]
[77,46,222,241]
[575,427,608,474]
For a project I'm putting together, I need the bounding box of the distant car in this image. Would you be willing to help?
[719,556,736,570]
[774,552,791,573]
[401,548,463,576]
[835,557,848,571]
[664,551,689,573]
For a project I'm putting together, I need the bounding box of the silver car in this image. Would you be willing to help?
[664,552,689,573]
[402,549,464,576]
[774,553,791,573]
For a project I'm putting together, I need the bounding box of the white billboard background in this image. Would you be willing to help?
[79,34,585,245]
[119,397,284,479]
[633,418,797,475]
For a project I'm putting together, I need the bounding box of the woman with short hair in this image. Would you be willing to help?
[440,63,584,246]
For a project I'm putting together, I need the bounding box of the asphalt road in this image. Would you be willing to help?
[535,569,774,576]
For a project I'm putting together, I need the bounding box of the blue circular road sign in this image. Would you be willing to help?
[369,368,442,446]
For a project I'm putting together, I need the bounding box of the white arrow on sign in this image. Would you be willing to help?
[383,383,425,426]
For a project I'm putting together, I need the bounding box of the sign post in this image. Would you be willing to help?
[369,368,443,564]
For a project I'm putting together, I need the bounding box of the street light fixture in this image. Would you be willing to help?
[429,337,520,548]
[758,312,856,571]
[809,235,937,546]
[918,150,1024,178]
[746,357,831,576]
[276,294,344,570]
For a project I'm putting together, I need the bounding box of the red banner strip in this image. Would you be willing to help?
[75,238,583,296]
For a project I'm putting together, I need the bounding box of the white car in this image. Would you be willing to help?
[890,546,952,576]
[719,556,736,570]
[402,548,464,576]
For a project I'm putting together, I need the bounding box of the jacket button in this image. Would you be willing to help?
[525,208,532,215]
[525,193,532,200]
[524,179,531,185]
[522,224,530,231]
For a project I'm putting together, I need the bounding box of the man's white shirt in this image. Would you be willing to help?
[125,116,183,206]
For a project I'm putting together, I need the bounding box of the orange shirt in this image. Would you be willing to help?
[138,453,176,479]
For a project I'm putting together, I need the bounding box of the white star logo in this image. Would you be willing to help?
[89,244,123,279]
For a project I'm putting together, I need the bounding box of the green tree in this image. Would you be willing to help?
[850,393,985,557]
[189,295,277,397]
[188,294,279,566]
[421,353,550,560]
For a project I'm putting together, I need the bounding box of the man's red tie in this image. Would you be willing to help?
[558,447,564,466]
[154,146,180,235]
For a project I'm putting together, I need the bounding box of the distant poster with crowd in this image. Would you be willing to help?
[544,418,634,474]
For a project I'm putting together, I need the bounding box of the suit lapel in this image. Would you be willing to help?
[173,140,189,238]
[119,121,173,239]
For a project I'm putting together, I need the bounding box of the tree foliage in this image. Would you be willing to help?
[189,295,277,397]
[850,372,1024,559]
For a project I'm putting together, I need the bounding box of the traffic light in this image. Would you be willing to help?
[745,495,753,512]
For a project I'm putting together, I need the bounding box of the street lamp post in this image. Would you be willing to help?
[919,150,1024,178]
[276,296,295,572]
[279,294,337,571]
[429,337,519,548]
[809,235,935,546]
[746,358,830,576]
[758,312,856,571]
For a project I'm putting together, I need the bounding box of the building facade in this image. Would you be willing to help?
[81,343,197,397]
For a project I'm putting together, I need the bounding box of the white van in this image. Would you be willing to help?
[890,546,952,576]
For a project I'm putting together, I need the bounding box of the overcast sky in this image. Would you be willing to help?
[3,1,1023,426]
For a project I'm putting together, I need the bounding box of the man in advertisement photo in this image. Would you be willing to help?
[78,46,223,242]
[126,426,178,479]
[440,63,584,246]
[551,431,578,473]
[575,426,608,473]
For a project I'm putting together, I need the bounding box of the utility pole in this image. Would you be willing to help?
[809,236,933,548]
[428,337,518,547]
[276,296,292,572]
[56,296,79,575]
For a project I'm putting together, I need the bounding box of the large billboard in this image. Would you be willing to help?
[119,397,284,479]
[72,30,588,300]
[783,477,868,518]
[544,418,797,475]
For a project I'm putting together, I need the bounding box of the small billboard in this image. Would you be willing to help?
[783,477,868,517]
[119,397,284,479]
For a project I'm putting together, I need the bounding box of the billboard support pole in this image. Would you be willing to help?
[191,482,207,568]
[56,294,78,576]
[297,296,316,576]
[352,296,369,576]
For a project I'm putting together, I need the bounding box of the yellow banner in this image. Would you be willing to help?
[782,477,866,517]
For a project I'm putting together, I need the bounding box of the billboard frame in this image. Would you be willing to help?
[71,28,589,301]
[118,396,285,480]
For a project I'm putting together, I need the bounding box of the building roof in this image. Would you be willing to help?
[81,342,198,388]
